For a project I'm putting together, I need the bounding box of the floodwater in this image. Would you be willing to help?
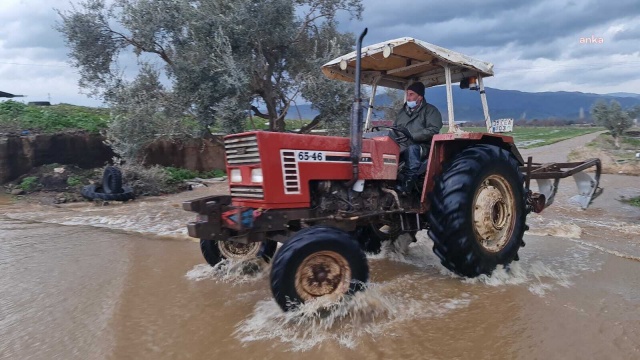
[1,176,639,359]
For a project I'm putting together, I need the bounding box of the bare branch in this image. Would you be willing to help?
[251,106,270,119]
[298,115,323,134]
[108,30,175,67]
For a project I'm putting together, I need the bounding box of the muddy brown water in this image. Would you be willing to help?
[2,137,640,359]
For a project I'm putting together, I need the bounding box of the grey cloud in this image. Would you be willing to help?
[3,0,640,106]
[0,5,67,50]
[2,19,66,51]
[612,25,640,41]
[345,0,640,54]
[359,0,527,29]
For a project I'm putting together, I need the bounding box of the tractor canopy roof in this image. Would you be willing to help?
[321,37,494,90]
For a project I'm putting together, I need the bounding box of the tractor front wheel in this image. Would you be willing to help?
[427,144,526,277]
[200,239,277,267]
[270,226,369,311]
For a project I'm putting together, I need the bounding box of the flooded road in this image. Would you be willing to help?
[2,138,640,359]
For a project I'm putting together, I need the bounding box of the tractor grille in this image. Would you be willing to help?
[225,135,260,165]
[281,150,300,194]
[230,186,264,199]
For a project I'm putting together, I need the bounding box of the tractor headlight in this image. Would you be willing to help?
[230,169,242,183]
[251,168,263,183]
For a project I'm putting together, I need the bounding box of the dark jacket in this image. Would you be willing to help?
[394,101,443,154]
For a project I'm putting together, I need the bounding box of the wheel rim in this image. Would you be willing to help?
[472,174,516,253]
[218,241,261,260]
[294,250,352,302]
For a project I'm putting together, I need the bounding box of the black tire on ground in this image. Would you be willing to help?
[427,144,526,278]
[81,184,135,201]
[356,220,400,254]
[356,226,383,254]
[270,226,369,311]
[199,239,278,267]
[102,166,123,194]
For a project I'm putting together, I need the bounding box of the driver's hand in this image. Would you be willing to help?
[398,127,414,141]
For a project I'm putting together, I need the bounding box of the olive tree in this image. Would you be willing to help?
[626,104,640,122]
[105,64,199,159]
[376,89,404,121]
[57,0,362,150]
[590,99,633,148]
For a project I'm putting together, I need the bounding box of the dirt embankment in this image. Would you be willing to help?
[567,132,640,176]
[0,132,115,184]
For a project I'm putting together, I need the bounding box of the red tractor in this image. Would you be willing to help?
[183,29,602,311]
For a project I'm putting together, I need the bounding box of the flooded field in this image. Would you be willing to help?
[1,133,639,359]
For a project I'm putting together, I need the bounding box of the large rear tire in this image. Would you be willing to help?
[81,184,134,201]
[427,144,526,277]
[102,166,123,194]
[200,239,277,267]
[270,226,369,311]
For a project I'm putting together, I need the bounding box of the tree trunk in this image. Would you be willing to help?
[275,117,286,132]
[264,96,278,132]
[614,135,620,149]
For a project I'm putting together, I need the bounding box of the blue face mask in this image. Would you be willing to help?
[406,101,417,109]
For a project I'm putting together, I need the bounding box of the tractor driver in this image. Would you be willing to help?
[394,81,443,195]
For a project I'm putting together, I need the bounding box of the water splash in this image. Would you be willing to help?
[371,230,603,298]
[4,201,193,238]
[526,217,583,239]
[185,259,268,285]
[462,261,573,296]
[234,281,472,351]
[369,232,448,271]
[568,239,640,263]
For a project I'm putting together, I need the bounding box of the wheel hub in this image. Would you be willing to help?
[294,251,351,301]
[473,176,516,252]
[218,241,261,260]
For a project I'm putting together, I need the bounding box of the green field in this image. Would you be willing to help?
[447,126,604,149]
[0,101,603,150]
[0,101,109,134]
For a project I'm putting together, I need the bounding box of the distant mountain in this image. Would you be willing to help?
[286,87,640,121]
[605,92,640,99]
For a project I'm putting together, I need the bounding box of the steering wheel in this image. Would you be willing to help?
[371,125,413,146]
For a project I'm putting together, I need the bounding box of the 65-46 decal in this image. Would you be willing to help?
[295,151,325,162]
[291,150,372,163]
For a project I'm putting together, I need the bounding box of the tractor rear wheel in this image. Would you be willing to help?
[270,226,369,311]
[200,239,277,267]
[427,144,526,277]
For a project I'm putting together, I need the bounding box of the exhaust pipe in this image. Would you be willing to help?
[348,27,368,186]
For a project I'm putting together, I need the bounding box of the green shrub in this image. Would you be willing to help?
[120,163,172,196]
[201,169,226,178]
[19,176,39,191]
[66,175,83,187]
[622,196,640,207]
[165,167,198,183]
[165,167,226,183]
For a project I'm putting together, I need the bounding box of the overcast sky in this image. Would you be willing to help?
[1,0,640,107]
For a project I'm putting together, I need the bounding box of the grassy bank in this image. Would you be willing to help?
[0,100,109,134]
